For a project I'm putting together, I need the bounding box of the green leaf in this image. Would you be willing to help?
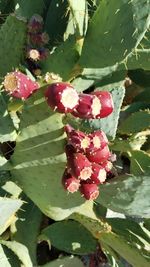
[79,0,150,68]
[41,256,84,267]
[0,92,17,142]
[97,175,150,218]
[10,89,91,221]
[12,195,42,266]
[83,86,125,139]
[41,220,97,255]
[0,197,23,235]
[118,110,150,134]
[0,14,27,77]
[0,240,32,267]
[129,150,150,175]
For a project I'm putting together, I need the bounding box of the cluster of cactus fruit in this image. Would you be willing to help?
[44,82,114,200]
[26,14,50,74]
[3,71,114,200]
[62,125,113,200]
[44,82,114,119]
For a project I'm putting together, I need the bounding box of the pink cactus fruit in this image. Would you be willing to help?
[65,145,93,181]
[90,163,107,184]
[72,93,102,119]
[86,145,111,164]
[64,124,90,152]
[91,91,114,118]
[100,160,113,173]
[87,130,108,152]
[28,14,43,33]
[3,71,39,99]
[62,169,80,193]
[45,82,79,113]
[80,182,99,200]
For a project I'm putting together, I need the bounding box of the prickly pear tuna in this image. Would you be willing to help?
[45,83,79,113]
[3,71,39,99]
[80,182,99,200]
[64,124,90,152]
[72,93,102,119]
[86,145,111,164]
[65,145,93,180]
[62,170,80,193]
[91,91,114,118]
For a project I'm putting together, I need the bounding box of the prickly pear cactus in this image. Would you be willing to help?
[0,1,150,266]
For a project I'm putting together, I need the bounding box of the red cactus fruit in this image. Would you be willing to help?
[45,82,79,113]
[62,170,80,193]
[28,14,43,33]
[64,124,90,152]
[100,160,113,172]
[87,130,108,152]
[65,145,93,180]
[90,163,107,184]
[80,182,99,200]
[86,145,111,164]
[3,71,39,99]
[72,93,102,119]
[91,91,114,118]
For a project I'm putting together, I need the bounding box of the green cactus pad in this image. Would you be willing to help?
[79,0,150,68]
[72,213,150,267]
[10,89,91,221]
[14,0,45,18]
[0,14,27,77]
[66,0,88,38]
[41,35,80,81]
[0,197,23,235]
[97,174,150,218]
[0,92,17,142]
[41,220,97,255]
[118,110,150,134]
